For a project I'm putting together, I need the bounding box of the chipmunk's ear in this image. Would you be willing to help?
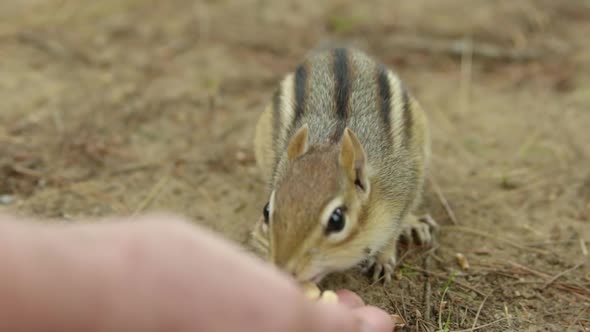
[287,124,309,161]
[339,127,369,193]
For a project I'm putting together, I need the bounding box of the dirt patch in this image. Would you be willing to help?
[1,0,589,330]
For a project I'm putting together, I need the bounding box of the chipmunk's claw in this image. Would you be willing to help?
[399,213,438,246]
[362,252,396,284]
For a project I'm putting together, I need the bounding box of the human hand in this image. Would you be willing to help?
[0,213,394,332]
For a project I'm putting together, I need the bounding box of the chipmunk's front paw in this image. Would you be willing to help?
[361,249,397,283]
[399,213,438,246]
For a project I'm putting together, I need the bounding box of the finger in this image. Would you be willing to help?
[353,306,395,332]
[303,301,363,332]
[334,289,364,308]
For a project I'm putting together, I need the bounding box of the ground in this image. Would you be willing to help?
[1,0,589,331]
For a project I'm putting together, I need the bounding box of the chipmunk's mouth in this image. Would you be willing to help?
[296,265,334,284]
[310,272,328,284]
[296,270,327,284]
[307,271,329,284]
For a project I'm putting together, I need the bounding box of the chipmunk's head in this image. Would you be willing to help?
[255,124,372,283]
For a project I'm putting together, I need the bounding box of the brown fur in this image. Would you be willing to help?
[249,47,431,283]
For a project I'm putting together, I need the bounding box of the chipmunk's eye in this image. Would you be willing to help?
[262,202,270,224]
[326,207,345,234]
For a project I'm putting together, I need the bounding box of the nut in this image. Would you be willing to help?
[302,282,321,300]
[455,253,470,270]
[319,290,339,304]
[301,282,339,303]
[391,314,406,328]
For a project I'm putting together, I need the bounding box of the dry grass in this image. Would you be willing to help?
[1,0,589,330]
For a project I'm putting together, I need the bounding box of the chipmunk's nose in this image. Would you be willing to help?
[284,267,298,278]
[283,264,303,281]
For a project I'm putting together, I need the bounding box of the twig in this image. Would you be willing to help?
[17,31,94,65]
[515,131,542,160]
[383,288,400,315]
[446,226,549,255]
[459,36,473,114]
[216,121,248,141]
[562,109,590,161]
[504,303,511,328]
[0,132,24,144]
[66,187,129,214]
[523,239,587,247]
[508,261,550,278]
[542,262,584,289]
[394,247,417,270]
[479,177,554,206]
[383,288,411,330]
[400,288,408,321]
[133,171,171,215]
[52,111,64,134]
[384,35,544,62]
[580,237,589,256]
[470,294,489,331]
[566,306,588,331]
[430,176,458,225]
[459,306,469,326]
[449,317,508,332]
[409,265,489,297]
[509,261,590,301]
[420,320,435,332]
[554,286,590,302]
[423,252,433,321]
[11,164,43,178]
[109,161,161,175]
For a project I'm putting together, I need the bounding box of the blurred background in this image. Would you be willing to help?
[1,1,589,331]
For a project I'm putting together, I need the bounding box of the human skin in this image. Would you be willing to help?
[0,213,394,332]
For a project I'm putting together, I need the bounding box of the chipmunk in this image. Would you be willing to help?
[249,47,436,284]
